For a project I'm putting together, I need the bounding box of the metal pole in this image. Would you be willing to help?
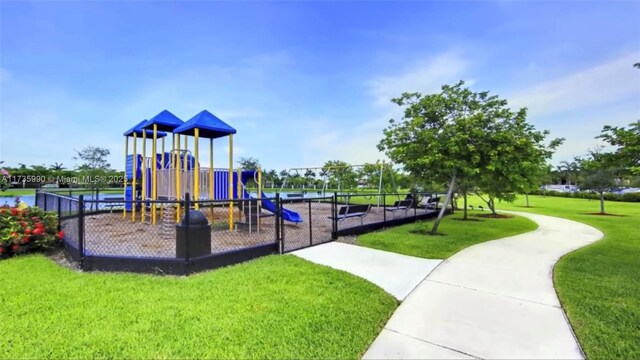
[194,128,200,210]
[57,196,62,231]
[228,134,234,231]
[78,195,85,270]
[275,193,281,253]
[123,136,128,219]
[141,130,147,222]
[176,134,181,222]
[309,200,312,246]
[132,133,137,222]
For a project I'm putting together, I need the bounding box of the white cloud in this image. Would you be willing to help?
[366,52,470,107]
[508,52,640,117]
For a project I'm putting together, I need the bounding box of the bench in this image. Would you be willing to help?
[328,204,371,225]
[424,196,440,211]
[103,197,125,213]
[385,199,413,218]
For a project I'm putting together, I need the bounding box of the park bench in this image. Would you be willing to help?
[329,204,371,225]
[424,196,440,211]
[103,197,125,213]
[385,199,413,218]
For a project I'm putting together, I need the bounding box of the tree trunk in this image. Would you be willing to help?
[600,192,605,214]
[489,197,497,214]
[463,192,468,220]
[525,193,530,207]
[431,172,456,235]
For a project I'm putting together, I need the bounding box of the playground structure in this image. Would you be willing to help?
[122,109,303,230]
[38,109,446,275]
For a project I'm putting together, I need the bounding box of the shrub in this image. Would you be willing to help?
[0,205,63,259]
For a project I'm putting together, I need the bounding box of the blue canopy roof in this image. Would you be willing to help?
[142,110,184,132]
[173,110,236,139]
[123,120,168,138]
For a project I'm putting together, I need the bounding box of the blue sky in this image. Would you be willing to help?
[1,1,639,172]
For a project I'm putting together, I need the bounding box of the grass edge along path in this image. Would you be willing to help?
[470,195,639,359]
[356,210,538,259]
[0,254,397,359]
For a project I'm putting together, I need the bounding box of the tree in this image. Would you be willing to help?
[237,157,261,170]
[262,169,279,188]
[322,160,358,190]
[580,150,618,214]
[379,81,560,229]
[74,146,112,189]
[634,62,640,69]
[49,162,65,171]
[557,160,581,186]
[597,120,640,174]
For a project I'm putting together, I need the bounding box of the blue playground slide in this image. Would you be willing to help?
[242,188,303,223]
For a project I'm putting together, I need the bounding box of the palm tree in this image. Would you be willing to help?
[557,160,580,186]
[50,162,65,171]
[634,62,640,69]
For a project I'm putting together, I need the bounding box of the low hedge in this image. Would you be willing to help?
[527,190,640,202]
[0,204,63,259]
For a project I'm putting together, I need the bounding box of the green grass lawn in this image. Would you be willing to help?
[469,195,640,359]
[0,255,397,359]
[357,210,538,259]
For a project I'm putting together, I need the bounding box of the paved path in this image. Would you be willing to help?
[364,211,604,359]
[292,242,441,300]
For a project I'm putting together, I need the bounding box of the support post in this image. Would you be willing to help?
[141,130,147,222]
[176,134,182,222]
[57,196,62,231]
[194,128,200,210]
[152,124,157,225]
[123,136,128,219]
[209,138,214,221]
[228,134,234,231]
[78,195,85,270]
[308,199,312,246]
[132,133,137,222]
[257,168,262,232]
[275,193,281,253]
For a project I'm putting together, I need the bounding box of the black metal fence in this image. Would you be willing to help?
[36,190,445,275]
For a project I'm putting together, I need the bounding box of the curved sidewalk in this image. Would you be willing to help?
[364,211,604,359]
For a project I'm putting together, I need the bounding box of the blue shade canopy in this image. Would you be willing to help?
[123,120,168,138]
[173,110,237,139]
[142,110,184,132]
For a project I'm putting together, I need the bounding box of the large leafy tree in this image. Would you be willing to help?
[379,81,560,231]
[597,120,640,174]
[322,160,358,190]
[580,150,618,214]
[475,108,563,214]
[74,146,112,189]
[237,157,261,170]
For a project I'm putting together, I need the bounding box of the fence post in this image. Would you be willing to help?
[275,193,281,253]
[57,197,62,231]
[78,195,85,270]
[43,191,48,211]
[414,193,417,220]
[280,196,285,249]
[331,193,337,240]
[383,193,386,224]
[308,199,312,246]
[184,193,191,274]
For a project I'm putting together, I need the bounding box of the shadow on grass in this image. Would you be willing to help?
[582,212,627,217]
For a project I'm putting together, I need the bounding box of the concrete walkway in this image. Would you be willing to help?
[292,242,441,300]
[364,211,604,359]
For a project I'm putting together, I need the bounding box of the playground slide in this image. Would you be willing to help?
[242,188,303,223]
